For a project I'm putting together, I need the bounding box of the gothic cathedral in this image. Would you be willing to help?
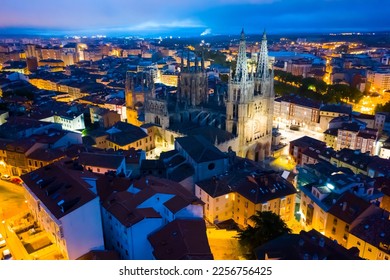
[226,30,274,161]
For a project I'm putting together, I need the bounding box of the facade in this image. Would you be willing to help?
[101,176,204,260]
[105,121,153,155]
[196,161,296,227]
[289,136,326,165]
[319,104,352,132]
[347,208,390,260]
[367,69,390,93]
[21,161,105,260]
[226,31,274,161]
[274,95,321,131]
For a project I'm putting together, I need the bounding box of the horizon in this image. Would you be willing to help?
[1,0,390,38]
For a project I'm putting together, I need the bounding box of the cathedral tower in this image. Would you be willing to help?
[177,49,208,108]
[226,29,274,161]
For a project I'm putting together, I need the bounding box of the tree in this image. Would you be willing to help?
[237,211,291,259]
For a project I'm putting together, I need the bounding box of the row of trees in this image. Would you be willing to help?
[274,70,364,104]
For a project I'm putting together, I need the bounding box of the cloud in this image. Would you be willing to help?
[200,28,212,36]
[123,20,205,31]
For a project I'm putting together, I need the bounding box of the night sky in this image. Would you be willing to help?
[1,0,389,36]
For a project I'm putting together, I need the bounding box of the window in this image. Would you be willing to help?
[244,201,248,208]
[333,218,338,225]
[216,207,219,211]
[368,248,372,253]
[332,227,336,234]
[345,225,350,232]
[208,163,215,170]
[357,241,361,246]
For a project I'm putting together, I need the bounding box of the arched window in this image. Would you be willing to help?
[154,116,160,125]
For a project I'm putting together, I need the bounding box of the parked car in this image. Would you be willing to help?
[0,234,5,248]
[2,249,12,260]
[1,174,11,181]
[10,177,23,185]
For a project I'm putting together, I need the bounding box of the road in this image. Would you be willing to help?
[0,179,28,260]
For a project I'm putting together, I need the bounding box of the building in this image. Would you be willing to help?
[77,152,128,177]
[105,121,153,155]
[274,95,321,130]
[226,31,274,161]
[196,158,296,227]
[347,207,390,260]
[367,69,390,93]
[100,176,205,260]
[255,229,361,260]
[21,160,105,260]
[175,135,228,184]
[319,103,352,132]
[289,136,326,165]
[325,192,374,248]
[89,106,121,128]
[148,219,213,260]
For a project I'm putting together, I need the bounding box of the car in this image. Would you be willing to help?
[10,177,23,185]
[2,249,12,260]
[0,234,5,248]
[1,174,11,181]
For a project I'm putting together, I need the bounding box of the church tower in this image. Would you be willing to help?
[125,71,140,126]
[226,29,274,161]
[177,49,208,107]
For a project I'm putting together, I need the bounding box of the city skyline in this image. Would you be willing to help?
[1,0,390,37]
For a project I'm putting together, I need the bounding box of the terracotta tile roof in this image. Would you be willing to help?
[349,208,390,254]
[20,161,98,220]
[27,148,66,162]
[103,191,161,227]
[148,219,213,260]
[328,192,371,224]
[78,152,125,169]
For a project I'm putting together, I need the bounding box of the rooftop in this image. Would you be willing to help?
[148,219,213,260]
[21,160,98,219]
[176,135,227,163]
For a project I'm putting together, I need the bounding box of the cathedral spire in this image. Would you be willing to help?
[256,29,270,80]
[233,28,249,83]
